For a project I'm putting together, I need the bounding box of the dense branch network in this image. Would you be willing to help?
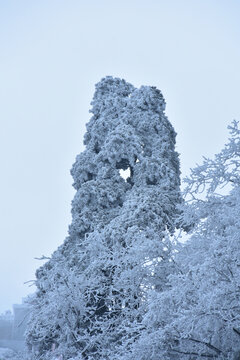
[25,77,181,360]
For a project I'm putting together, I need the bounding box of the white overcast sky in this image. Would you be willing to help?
[0,0,239,313]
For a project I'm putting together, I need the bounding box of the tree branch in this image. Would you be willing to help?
[188,337,222,355]
[34,255,51,260]
[233,327,240,337]
[170,349,215,358]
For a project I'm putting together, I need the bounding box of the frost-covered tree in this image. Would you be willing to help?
[25,76,181,359]
[126,121,240,360]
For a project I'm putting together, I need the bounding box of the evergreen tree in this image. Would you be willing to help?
[26,77,181,359]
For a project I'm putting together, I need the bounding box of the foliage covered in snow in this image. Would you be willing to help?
[122,121,240,360]
[25,76,240,360]
[25,77,181,359]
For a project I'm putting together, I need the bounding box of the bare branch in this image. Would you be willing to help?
[170,349,215,358]
[188,337,222,355]
[233,328,240,337]
[34,255,51,260]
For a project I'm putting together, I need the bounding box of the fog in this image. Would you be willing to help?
[0,0,239,313]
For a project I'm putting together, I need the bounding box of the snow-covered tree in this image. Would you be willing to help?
[125,121,240,360]
[25,76,181,359]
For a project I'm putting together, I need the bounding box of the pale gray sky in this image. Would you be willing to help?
[0,0,239,313]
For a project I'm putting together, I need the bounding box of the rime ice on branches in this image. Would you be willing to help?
[26,77,181,360]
